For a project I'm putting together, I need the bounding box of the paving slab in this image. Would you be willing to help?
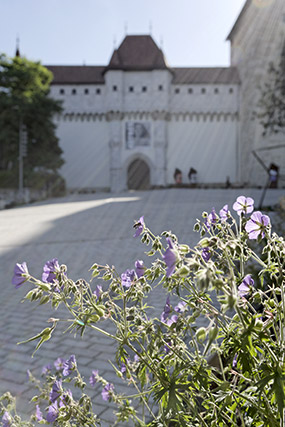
[0,188,284,425]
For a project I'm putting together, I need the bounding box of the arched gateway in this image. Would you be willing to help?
[127,158,150,190]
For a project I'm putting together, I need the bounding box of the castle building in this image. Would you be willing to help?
[47,0,285,192]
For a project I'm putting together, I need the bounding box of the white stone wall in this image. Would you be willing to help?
[55,117,109,190]
[230,0,285,185]
[167,116,239,185]
[50,85,105,113]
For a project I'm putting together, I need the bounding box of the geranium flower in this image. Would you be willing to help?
[102,383,114,401]
[42,363,52,375]
[233,196,254,216]
[207,208,218,227]
[89,370,99,386]
[201,247,211,262]
[54,357,65,371]
[174,301,187,313]
[42,258,60,283]
[46,401,59,423]
[219,204,229,221]
[166,315,178,327]
[163,238,180,277]
[161,296,171,322]
[135,260,144,278]
[93,285,102,299]
[245,211,270,239]
[12,262,29,288]
[50,379,62,402]
[133,216,145,237]
[238,274,254,297]
[2,411,12,427]
[36,405,43,422]
[63,355,77,376]
[121,269,136,288]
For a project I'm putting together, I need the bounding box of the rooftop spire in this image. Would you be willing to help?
[15,35,20,57]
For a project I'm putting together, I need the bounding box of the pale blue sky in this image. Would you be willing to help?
[0,0,245,67]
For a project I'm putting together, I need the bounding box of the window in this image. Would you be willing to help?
[229,88,234,94]
[84,88,89,95]
[214,88,219,94]
[175,88,180,94]
[113,85,117,92]
[96,88,101,94]
[158,85,163,91]
[72,88,77,95]
[201,88,206,94]
[142,86,147,92]
[129,86,134,92]
[59,88,65,95]
[188,88,193,94]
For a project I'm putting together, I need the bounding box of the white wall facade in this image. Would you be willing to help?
[51,75,240,192]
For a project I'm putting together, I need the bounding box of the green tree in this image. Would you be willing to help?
[0,54,64,189]
[257,43,285,135]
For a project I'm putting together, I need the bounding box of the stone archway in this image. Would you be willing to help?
[127,158,150,190]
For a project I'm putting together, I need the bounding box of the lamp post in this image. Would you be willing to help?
[18,116,27,201]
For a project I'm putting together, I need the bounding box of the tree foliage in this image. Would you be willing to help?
[257,43,285,135]
[0,54,64,188]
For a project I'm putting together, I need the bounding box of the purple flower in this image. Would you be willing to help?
[166,315,178,327]
[133,354,140,363]
[42,258,60,283]
[36,405,43,422]
[46,401,59,423]
[161,296,172,322]
[50,379,62,402]
[61,389,72,405]
[238,274,254,297]
[54,357,65,371]
[93,285,102,299]
[42,363,52,375]
[2,411,12,427]
[174,301,187,313]
[121,269,136,288]
[163,238,179,277]
[232,354,238,368]
[245,211,270,240]
[201,247,211,262]
[233,196,254,216]
[12,262,29,288]
[219,204,229,221]
[135,260,144,278]
[164,341,172,354]
[207,208,218,227]
[89,370,99,386]
[63,355,77,376]
[133,216,145,238]
[102,383,114,401]
[120,362,127,373]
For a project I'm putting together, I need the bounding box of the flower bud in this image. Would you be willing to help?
[196,327,207,342]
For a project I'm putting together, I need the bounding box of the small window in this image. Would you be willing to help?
[229,88,234,94]
[201,88,206,94]
[84,88,89,95]
[214,88,219,94]
[142,86,147,92]
[188,88,193,94]
[72,88,77,95]
[96,88,101,94]
[175,88,180,94]
[129,86,134,92]
[158,85,163,91]
[113,85,117,92]
[59,88,65,95]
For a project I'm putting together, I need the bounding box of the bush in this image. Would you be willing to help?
[2,196,285,426]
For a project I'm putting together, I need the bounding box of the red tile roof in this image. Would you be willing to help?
[46,65,105,84]
[106,35,168,71]
[172,67,240,84]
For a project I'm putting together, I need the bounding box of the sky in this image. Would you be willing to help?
[0,0,245,67]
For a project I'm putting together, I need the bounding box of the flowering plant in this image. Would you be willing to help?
[1,196,285,426]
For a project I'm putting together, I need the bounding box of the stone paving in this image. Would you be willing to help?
[0,188,284,426]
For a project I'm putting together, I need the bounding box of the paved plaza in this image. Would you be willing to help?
[0,188,284,425]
